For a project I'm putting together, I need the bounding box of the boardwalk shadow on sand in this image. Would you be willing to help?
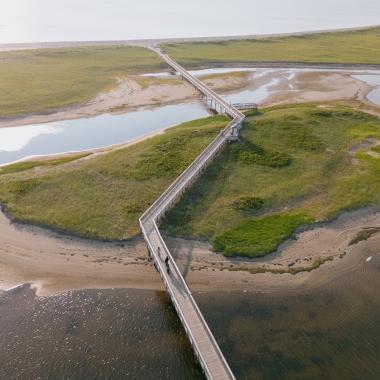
[166,237,196,280]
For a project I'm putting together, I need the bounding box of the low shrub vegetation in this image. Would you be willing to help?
[0,116,228,240]
[230,140,292,168]
[233,196,264,212]
[0,153,90,175]
[212,213,313,257]
[0,46,164,118]
[162,105,380,257]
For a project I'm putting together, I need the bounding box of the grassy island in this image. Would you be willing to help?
[162,105,380,257]
[1,106,380,257]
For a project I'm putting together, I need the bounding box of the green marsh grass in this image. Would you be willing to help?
[0,45,164,119]
[162,105,380,257]
[0,116,229,240]
[163,27,380,67]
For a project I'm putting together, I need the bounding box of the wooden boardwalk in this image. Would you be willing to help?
[139,50,245,379]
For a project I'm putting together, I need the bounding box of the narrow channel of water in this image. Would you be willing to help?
[0,102,209,166]
[2,67,380,166]
[352,74,380,106]
[146,67,380,107]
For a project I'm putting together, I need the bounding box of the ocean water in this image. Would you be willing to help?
[1,252,379,379]
[0,0,380,44]
[0,286,204,380]
[196,253,380,379]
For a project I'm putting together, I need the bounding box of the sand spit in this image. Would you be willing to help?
[1,206,379,296]
[0,72,248,129]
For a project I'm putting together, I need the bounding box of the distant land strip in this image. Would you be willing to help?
[0,24,379,52]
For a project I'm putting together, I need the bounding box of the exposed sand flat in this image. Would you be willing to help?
[0,209,164,296]
[0,64,379,296]
[262,71,373,106]
[168,208,380,293]
[0,73,248,129]
[1,206,379,296]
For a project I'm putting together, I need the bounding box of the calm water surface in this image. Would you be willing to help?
[1,253,379,379]
[0,102,209,165]
[196,253,380,379]
[352,74,380,106]
[2,67,380,166]
[1,0,380,44]
[0,286,204,380]
[146,67,380,106]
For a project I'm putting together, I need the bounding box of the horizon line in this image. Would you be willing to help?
[0,24,379,52]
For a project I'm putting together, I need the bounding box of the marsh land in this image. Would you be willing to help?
[1,24,380,380]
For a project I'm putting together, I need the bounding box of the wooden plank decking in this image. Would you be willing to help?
[139,50,245,380]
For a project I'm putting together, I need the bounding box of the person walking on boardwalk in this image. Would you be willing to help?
[157,246,161,257]
[165,255,170,274]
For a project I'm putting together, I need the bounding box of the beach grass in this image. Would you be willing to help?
[213,213,313,257]
[0,153,91,175]
[1,106,380,257]
[162,105,380,257]
[0,45,164,119]
[162,26,380,67]
[0,115,229,240]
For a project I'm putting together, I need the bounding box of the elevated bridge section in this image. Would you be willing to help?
[139,50,246,380]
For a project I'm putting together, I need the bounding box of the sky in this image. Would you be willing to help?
[1,0,380,44]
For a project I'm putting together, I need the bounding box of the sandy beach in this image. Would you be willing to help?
[0,205,379,296]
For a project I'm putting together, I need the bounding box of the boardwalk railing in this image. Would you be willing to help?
[139,50,245,380]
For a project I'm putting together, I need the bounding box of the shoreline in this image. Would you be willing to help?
[0,64,379,131]
[0,67,378,170]
[1,206,379,296]
[0,64,379,296]
[0,124,171,168]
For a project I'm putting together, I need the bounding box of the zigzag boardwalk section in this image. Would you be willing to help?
[139,50,245,380]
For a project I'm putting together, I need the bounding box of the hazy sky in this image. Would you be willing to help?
[1,0,380,44]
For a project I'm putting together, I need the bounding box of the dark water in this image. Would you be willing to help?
[197,254,380,380]
[1,254,379,379]
[0,286,204,380]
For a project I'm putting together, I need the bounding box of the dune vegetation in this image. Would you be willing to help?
[162,105,380,257]
[0,45,164,119]
[162,26,380,67]
[1,105,380,257]
[0,116,229,240]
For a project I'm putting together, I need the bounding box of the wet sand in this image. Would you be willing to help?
[168,208,380,293]
[0,209,164,295]
[1,205,380,296]
[0,73,248,129]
